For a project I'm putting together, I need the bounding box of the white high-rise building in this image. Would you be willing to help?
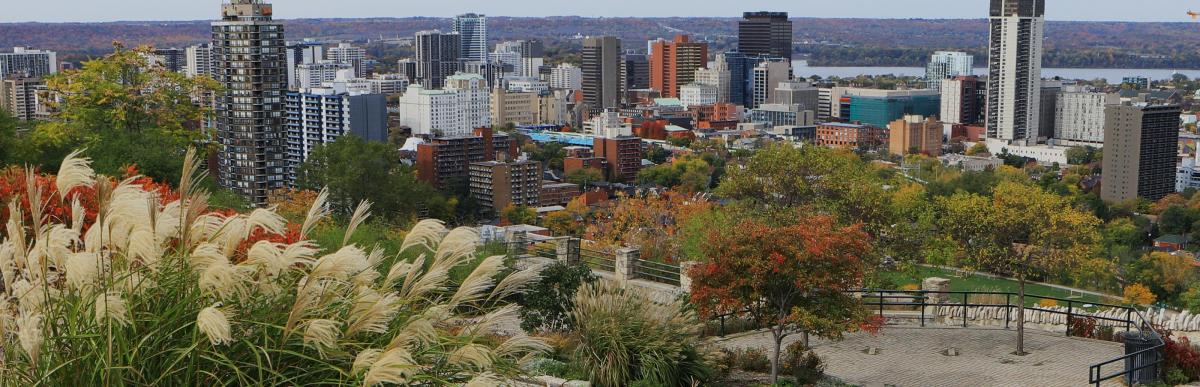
[550,63,582,91]
[397,72,491,137]
[297,61,354,89]
[695,55,732,103]
[750,59,791,109]
[284,85,388,183]
[495,40,545,78]
[986,0,1045,145]
[327,42,368,78]
[0,47,57,78]
[680,83,718,107]
[185,43,214,78]
[453,13,488,64]
[286,42,324,89]
[925,51,973,92]
[488,51,522,76]
[1054,92,1117,146]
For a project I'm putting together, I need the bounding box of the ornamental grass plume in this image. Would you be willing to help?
[0,149,549,386]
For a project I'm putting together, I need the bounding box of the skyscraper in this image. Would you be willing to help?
[1054,91,1116,145]
[1101,104,1182,202]
[185,43,215,78]
[327,42,368,78]
[694,55,732,103]
[494,40,544,78]
[738,12,793,59]
[925,51,973,92]
[0,47,57,78]
[453,13,488,64]
[212,0,289,206]
[151,48,187,73]
[986,0,1045,145]
[750,59,791,109]
[285,41,323,89]
[622,53,650,91]
[582,36,622,114]
[415,30,461,89]
[649,35,708,98]
[940,75,986,126]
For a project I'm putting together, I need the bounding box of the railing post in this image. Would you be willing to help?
[920,291,926,327]
[1005,293,1011,329]
[1066,300,1074,337]
[555,237,580,264]
[879,290,885,318]
[962,293,969,328]
[614,247,639,283]
[719,315,726,337]
[1126,308,1132,333]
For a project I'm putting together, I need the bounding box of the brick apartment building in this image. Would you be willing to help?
[416,127,517,189]
[468,159,543,213]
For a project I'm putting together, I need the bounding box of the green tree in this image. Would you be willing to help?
[937,181,1100,355]
[565,167,604,188]
[1159,205,1197,235]
[296,135,435,222]
[517,262,597,332]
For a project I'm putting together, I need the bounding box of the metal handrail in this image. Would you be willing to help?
[1088,308,1164,386]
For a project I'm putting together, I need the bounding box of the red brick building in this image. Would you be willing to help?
[540,182,582,207]
[649,35,708,98]
[594,136,643,182]
[816,122,888,151]
[416,127,517,188]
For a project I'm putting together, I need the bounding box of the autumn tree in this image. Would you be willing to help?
[1130,251,1196,301]
[20,44,220,182]
[501,204,537,225]
[717,143,916,266]
[937,181,1100,355]
[688,214,875,383]
[1124,283,1157,306]
[585,191,710,262]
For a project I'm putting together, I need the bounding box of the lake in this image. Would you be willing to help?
[791,60,1200,82]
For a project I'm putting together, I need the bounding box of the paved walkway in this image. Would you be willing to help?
[716,326,1125,387]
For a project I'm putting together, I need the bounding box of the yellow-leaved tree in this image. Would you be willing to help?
[937,181,1101,355]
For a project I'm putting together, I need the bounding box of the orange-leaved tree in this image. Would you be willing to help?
[688,214,876,383]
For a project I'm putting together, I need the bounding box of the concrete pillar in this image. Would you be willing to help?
[679,261,700,293]
[555,237,580,264]
[614,247,639,282]
[922,277,951,304]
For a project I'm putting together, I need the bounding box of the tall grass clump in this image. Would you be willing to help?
[570,281,715,387]
[0,149,549,386]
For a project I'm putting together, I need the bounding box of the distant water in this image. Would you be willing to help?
[792,60,1200,82]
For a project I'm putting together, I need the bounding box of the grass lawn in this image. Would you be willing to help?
[878,266,1124,307]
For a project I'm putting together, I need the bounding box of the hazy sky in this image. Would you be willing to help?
[1,0,1196,23]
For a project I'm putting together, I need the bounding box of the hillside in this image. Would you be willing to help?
[2,17,1198,68]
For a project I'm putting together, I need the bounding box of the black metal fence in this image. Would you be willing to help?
[707,289,1164,386]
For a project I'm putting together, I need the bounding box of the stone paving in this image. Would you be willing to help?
[716,326,1126,387]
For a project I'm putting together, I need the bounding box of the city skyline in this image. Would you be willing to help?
[2,0,1197,23]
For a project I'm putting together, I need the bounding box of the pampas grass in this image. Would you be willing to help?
[0,149,549,386]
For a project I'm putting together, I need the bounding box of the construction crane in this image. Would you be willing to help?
[1190,10,1200,19]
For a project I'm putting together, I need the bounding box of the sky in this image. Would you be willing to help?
[0,0,1196,23]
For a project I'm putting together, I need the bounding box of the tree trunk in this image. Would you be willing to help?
[771,326,783,384]
[1016,277,1027,356]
